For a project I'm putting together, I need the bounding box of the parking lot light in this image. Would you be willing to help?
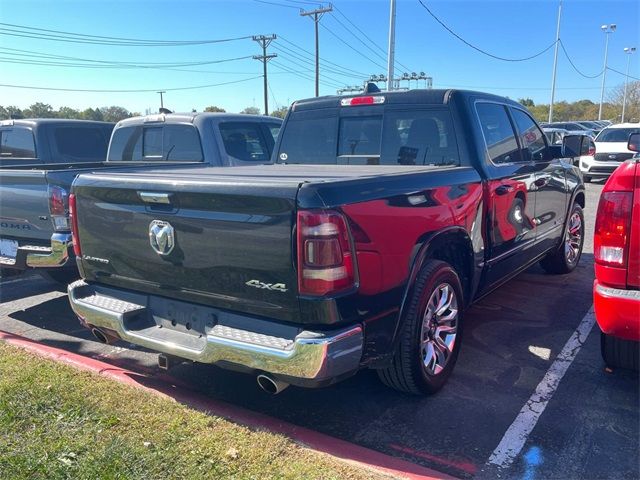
[598,24,616,121]
[622,47,637,123]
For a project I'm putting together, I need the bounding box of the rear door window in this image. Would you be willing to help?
[510,108,549,162]
[219,122,270,162]
[476,103,521,165]
[108,125,203,161]
[0,128,36,158]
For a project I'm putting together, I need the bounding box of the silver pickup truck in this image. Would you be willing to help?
[0,114,282,283]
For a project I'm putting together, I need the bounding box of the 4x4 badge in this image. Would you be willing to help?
[149,220,175,256]
[246,279,288,292]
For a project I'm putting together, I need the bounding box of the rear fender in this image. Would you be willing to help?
[382,226,477,363]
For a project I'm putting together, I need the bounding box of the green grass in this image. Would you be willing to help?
[0,343,383,480]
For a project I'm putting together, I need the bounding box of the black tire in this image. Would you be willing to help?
[377,259,464,395]
[540,203,584,274]
[601,332,639,371]
[38,269,79,289]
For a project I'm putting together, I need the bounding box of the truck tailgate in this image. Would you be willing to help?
[73,171,302,322]
[0,170,51,242]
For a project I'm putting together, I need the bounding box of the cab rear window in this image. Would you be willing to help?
[277,107,460,167]
[108,125,203,162]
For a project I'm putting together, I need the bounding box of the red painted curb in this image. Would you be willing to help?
[0,330,454,480]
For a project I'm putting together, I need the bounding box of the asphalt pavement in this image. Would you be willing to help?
[1,181,638,480]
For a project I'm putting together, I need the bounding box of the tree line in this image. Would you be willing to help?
[0,103,290,122]
[521,81,639,123]
[2,81,636,124]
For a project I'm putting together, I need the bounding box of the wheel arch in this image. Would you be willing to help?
[385,227,476,361]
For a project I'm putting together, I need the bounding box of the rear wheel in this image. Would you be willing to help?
[377,260,463,395]
[601,333,639,371]
[540,203,584,274]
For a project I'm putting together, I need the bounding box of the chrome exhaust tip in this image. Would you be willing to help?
[256,374,289,395]
[91,327,111,344]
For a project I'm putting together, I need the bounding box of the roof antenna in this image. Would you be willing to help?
[364,82,381,94]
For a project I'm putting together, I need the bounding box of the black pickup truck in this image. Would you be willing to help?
[68,89,586,395]
[0,114,281,283]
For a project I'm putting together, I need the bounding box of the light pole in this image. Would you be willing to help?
[387,0,397,91]
[157,91,166,111]
[548,0,562,123]
[622,47,636,123]
[598,24,616,121]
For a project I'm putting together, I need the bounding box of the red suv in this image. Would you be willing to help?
[593,132,640,371]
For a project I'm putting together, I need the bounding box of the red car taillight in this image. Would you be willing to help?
[69,193,81,257]
[297,210,357,296]
[587,144,595,157]
[594,191,632,267]
[49,186,70,231]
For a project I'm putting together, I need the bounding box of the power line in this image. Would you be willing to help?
[331,4,413,72]
[272,52,348,85]
[271,60,343,88]
[0,50,254,69]
[416,0,557,62]
[252,0,300,9]
[607,66,640,81]
[319,23,388,70]
[558,40,603,79]
[278,35,368,76]
[271,44,363,79]
[0,22,252,46]
[0,76,263,93]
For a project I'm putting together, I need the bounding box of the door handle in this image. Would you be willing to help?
[138,191,172,204]
[533,177,549,188]
[495,185,514,196]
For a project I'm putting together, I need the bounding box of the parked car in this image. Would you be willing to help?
[67,89,586,395]
[0,114,281,283]
[546,122,596,137]
[581,123,640,182]
[593,132,640,371]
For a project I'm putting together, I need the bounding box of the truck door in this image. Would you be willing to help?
[475,102,538,291]
[510,108,567,256]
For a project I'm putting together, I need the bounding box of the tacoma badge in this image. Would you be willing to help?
[149,220,175,256]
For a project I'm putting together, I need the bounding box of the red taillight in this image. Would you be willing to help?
[69,193,81,257]
[49,186,68,215]
[588,144,595,157]
[297,210,357,296]
[594,191,632,267]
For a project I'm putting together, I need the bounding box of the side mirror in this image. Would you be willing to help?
[628,132,640,152]
[562,134,585,158]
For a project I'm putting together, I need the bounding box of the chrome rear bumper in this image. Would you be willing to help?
[0,233,72,269]
[68,280,364,384]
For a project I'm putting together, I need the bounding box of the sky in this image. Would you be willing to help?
[0,0,638,115]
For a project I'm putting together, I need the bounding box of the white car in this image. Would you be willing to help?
[581,123,640,182]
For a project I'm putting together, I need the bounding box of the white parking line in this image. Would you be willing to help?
[487,307,596,468]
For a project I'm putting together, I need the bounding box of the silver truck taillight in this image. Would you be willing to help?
[49,185,70,231]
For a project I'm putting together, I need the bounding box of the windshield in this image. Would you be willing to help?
[596,127,640,143]
[277,107,460,167]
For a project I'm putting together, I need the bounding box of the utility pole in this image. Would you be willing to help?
[252,34,277,116]
[157,91,166,111]
[622,47,636,123]
[300,4,333,97]
[387,0,396,91]
[548,0,562,123]
[598,24,616,121]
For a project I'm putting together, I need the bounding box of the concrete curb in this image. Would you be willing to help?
[0,330,453,480]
